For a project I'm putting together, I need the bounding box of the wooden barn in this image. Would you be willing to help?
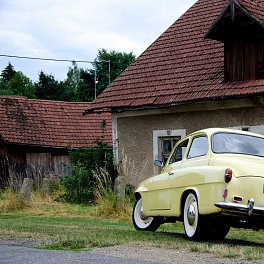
[0,96,112,189]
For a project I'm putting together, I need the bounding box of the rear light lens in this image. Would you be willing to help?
[223,188,228,198]
[233,196,243,203]
[225,168,233,183]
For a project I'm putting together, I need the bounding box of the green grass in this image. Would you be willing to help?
[0,191,264,261]
[0,211,264,261]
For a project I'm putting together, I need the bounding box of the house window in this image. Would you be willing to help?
[160,136,181,164]
[153,129,186,174]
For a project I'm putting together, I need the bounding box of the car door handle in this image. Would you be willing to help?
[168,171,174,175]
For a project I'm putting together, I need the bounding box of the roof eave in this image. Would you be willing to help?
[109,94,263,114]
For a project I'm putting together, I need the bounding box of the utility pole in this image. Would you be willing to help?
[108,60,111,85]
[94,66,97,100]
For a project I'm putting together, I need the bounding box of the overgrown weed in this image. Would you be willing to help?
[0,187,28,212]
[92,166,132,221]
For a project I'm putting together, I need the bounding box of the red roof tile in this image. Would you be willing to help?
[0,96,112,148]
[87,0,264,113]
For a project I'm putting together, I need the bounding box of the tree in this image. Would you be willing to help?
[1,62,16,83]
[63,50,136,102]
[63,62,95,102]
[35,71,65,100]
[0,78,10,94]
[91,49,136,97]
[8,71,36,98]
[0,49,136,102]
[78,68,95,102]
[63,61,80,101]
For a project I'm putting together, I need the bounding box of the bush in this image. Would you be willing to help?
[61,142,116,204]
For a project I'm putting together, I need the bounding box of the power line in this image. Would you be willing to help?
[0,54,93,63]
[0,54,123,64]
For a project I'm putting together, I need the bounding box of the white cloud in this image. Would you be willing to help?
[0,0,197,81]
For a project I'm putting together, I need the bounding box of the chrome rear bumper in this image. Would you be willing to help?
[215,199,264,216]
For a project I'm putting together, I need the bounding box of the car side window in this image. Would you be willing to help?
[187,136,208,159]
[169,139,189,164]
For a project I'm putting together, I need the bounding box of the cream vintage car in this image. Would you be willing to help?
[132,128,264,240]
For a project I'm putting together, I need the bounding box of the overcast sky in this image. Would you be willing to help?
[0,0,197,81]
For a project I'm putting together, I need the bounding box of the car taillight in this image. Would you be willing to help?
[225,168,232,183]
[233,196,243,203]
[223,188,228,198]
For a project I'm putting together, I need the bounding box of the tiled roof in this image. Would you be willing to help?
[241,0,264,22]
[87,0,264,113]
[0,96,112,148]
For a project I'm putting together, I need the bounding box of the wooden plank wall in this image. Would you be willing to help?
[0,142,27,189]
[0,143,73,189]
[26,152,72,188]
[26,153,52,188]
[52,155,72,178]
[225,40,264,81]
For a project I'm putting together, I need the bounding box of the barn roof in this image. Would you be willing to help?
[87,0,264,113]
[0,96,112,148]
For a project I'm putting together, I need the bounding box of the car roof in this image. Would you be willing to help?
[190,128,264,138]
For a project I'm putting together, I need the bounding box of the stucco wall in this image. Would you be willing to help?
[117,105,264,187]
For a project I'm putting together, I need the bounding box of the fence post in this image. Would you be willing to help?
[114,175,126,209]
[19,177,33,205]
[42,178,50,196]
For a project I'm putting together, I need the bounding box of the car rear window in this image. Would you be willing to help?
[212,132,264,157]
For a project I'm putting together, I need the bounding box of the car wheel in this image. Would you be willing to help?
[183,192,205,240]
[209,222,230,240]
[132,197,161,231]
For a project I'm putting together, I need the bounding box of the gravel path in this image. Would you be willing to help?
[0,238,261,264]
[92,245,260,264]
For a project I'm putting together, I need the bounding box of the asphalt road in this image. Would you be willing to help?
[0,245,159,264]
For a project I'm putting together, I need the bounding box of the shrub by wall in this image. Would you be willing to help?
[61,142,115,204]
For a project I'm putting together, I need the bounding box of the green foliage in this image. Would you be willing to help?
[0,78,7,90]
[78,68,95,102]
[8,71,36,98]
[92,49,136,96]
[0,64,35,98]
[35,71,65,100]
[1,62,16,83]
[0,49,136,102]
[61,143,115,204]
[63,61,80,101]
[0,89,14,96]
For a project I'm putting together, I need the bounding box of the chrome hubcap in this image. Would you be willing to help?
[187,203,196,226]
[140,207,148,220]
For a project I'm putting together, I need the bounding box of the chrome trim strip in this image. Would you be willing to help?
[215,199,264,216]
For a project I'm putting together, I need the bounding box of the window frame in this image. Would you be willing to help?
[168,138,189,165]
[187,135,209,160]
[212,132,264,158]
[153,129,186,174]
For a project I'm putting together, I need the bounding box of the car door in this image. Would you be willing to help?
[170,135,210,189]
[147,138,189,211]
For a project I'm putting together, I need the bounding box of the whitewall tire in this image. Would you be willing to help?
[132,197,160,231]
[183,193,205,240]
